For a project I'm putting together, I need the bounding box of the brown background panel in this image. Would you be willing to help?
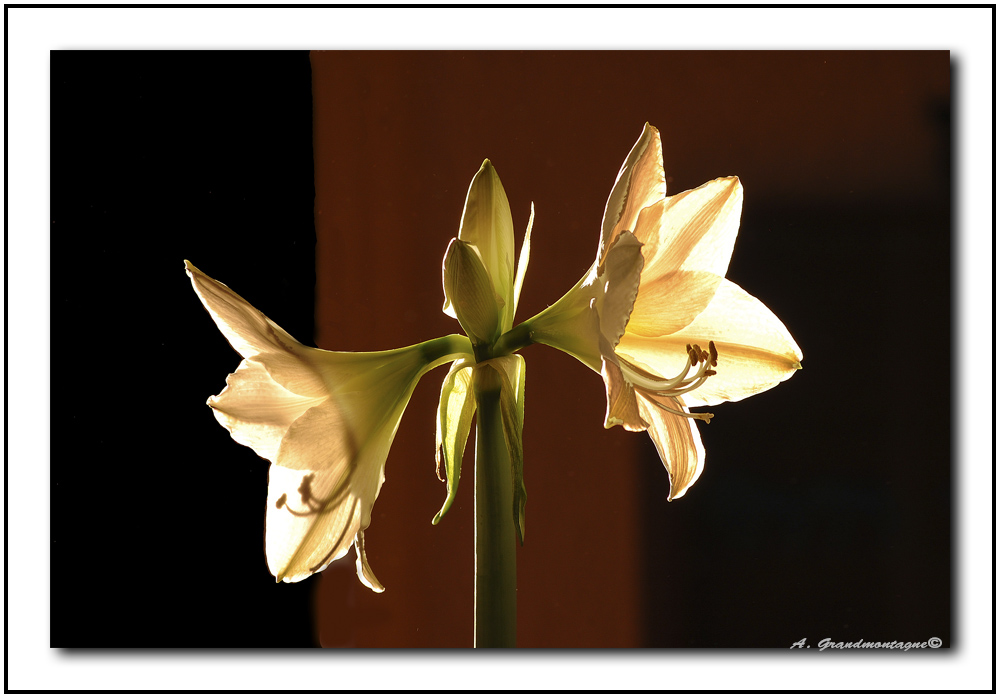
[309,50,949,647]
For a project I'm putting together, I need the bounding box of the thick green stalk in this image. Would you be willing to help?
[473,368,517,648]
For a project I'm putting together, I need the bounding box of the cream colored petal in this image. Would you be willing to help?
[265,463,363,583]
[599,124,665,264]
[208,358,325,463]
[626,269,722,338]
[266,395,398,583]
[601,357,648,432]
[633,177,743,280]
[456,160,515,320]
[185,260,301,360]
[274,399,353,474]
[618,279,803,407]
[637,395,705,501]
[511,202,534,323]
[354,531,384,593]
[597,230,645,349]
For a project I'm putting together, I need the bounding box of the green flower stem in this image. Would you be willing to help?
[473,367,517,648]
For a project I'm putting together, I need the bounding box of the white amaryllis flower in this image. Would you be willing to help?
[186,261,473,588]
[526,123,802,500]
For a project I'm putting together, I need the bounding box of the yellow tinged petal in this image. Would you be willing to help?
[626,269,722,338]
[185,260,299,360]
[637,396,705,501]
[207,358,325,463]
[601,357,648,432]
[265,464,363,583]
[618,279,803,407]
[354,531,385,593]
[635,176,743,280]
[599,123,665,265]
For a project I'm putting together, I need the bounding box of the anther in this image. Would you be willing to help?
[709,341,718,366]
[276,494,287,509]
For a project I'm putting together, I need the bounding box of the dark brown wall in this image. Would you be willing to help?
[309,51,950,647]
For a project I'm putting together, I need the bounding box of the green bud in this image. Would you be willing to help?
[442,238,503,350]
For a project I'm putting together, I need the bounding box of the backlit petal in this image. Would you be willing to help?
[601,357,648,431]
[638,395,705,501]
[618,279,802,407]
[185,260,299,360]
[597,230,645,349]
[634,177,743,280]
[354,531,385,593]
[265,463,362,583]
[599,123,665,264]
[625,269,722,338]
[207,358,325,463]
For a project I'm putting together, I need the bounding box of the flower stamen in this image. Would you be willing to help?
[618,340,720,422]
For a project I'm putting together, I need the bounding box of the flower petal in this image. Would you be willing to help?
[599,123,665,264]
[354,530,384,593]
[207,358,325,463]
[637,395,705,501]
[597,230,645,349]
[265,463,363,583]
[618,279,803,407]
[625,269,722,338]
[266,393,399,583]
[185,260,300,360]
[601,357,648,432]
[634,176,743,280]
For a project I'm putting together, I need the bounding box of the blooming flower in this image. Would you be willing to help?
[525,124,802,500]
[186,261,472,588]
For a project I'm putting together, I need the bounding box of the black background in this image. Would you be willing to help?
[51,52,317,647]
[50,50,951,648]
